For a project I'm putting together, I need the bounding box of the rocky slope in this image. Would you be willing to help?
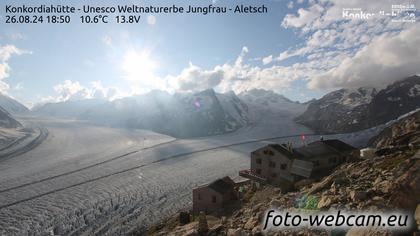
[369,110,420,149]
[0,106,22,129]
[148,112,420,236]
[295,88,376,133]
[0,105,28,152]
[0,93,29,115]
[296,75,420,134]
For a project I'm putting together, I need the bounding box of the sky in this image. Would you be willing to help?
[0,0,419,107]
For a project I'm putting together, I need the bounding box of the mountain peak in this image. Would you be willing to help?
[239,89,294,104]
[321,87,377,108]
[195,88,217,97]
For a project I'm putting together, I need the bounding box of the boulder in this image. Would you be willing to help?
[317,195,335,209]
[244,217,258,230]
[252,203,263,213]
[307,172,345,195]
[376,180,392,193]
[269,199,282,207]
[227,228,244,236]
[389,160,420,209]
[209,224,224,235]
[371,196,384,202]
[252,225,263,236]
[184,229,199,236]
[294,179,315,189]
[349,190,367,202]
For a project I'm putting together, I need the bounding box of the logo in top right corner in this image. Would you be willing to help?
[389,4,416,23]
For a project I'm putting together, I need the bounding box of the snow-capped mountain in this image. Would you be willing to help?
[239,89,296,107]
[0,93,29,115]
[34,89,250,138]
[81,89,250,138]
[366,75,420,127]
[296,75,420,134]
[239,89,308,119]
[0,106,22,128]
[32,88,311,137]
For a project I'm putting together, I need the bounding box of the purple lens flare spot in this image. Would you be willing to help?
[193,97,202,109]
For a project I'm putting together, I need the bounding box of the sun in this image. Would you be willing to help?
[121,49,161,92]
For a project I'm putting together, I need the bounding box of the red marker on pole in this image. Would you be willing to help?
[301,133,306,146]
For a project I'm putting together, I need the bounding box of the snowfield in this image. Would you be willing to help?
[0,113,382,235]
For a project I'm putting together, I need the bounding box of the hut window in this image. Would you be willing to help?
[256,158,262,164]
[263,150,274,156]
[280,164,287,170]
[312,160,320,167]
[256,168,262,175]
[269,161,276,168]
[271,173,277,178]
[198,194,201,200]
[212,196,217,203]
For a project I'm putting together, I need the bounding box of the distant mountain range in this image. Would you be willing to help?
[296,75,420,133]
[32,89,306,138]
[33,89,248,138]
[83,89,250,138]
[5,75,418,137]
[238,89,304,115]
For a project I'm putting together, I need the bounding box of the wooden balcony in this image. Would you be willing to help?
[239,169,267,183]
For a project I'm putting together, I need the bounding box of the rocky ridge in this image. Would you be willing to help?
[296,75,420,134]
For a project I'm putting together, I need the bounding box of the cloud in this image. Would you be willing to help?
[167,63,224,92]
[262,55,273,65]
[270,0,418,91]
[90,80,122,100]
[308,24,420,89]
[168,47,300,94]
[281,4,324,28]
[14,82,24,91]
[275,46,313,62]
[50,80,125,102]
[8,32,25,40]
[41,1,418,102]
[53,80,91,101]
[0,45,25,62]
[0,44,29,93]
[147,15,156,25]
